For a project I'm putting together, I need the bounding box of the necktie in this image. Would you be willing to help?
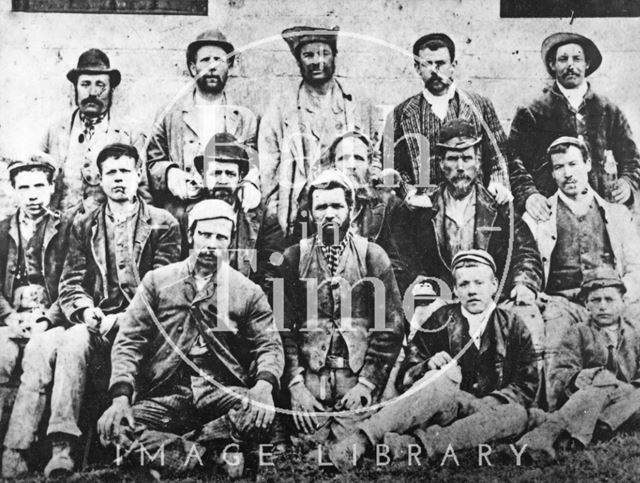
[606,345,616,374]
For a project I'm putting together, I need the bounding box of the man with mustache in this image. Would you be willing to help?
[40,49,151,215]
[384,33,512,207]
[279,169,403,452]
[97,199,284,478]
[147,30,260,224]
[521,137,640,409]
[1,144,181,478]
[509,33,640,222]
[259,26,362,239]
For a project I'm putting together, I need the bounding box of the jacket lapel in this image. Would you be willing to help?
[430,188,448,267]
[8,213,19,250]
[474,185,499,250]
[42,213,61,261]
[400,94,423,178]
[182,92,199,139]
[90,208,109,298]
[133,203,152,272]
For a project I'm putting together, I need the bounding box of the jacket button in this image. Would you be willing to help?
[177,326,183,332]
[321,345,327,351]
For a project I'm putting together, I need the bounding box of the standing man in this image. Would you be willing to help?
[42,49,150,214]
[97,199,284,478]
[0,158,67,452]
[385,33,511,205]
[147,30,260,221]
[259,26,362,236]
[518,268,640,459]
[329,250,538,471]
[509,32,640,220]
[280,169,404,450]
[1,144,181,478]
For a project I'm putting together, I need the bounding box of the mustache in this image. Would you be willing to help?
[81,96,104,107]
[451,174,473,183]
[427,70,452,85]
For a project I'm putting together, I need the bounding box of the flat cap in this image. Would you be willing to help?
[8,154,56,183]
[282,26,339,58]
[580,266,626,297]
[541,32,602,77]
[413,33,455,60]
[546,135,590,159]
[437,119,482,151]
[188,199,236,231]
[451,249,497,274]
[194,132,250,177]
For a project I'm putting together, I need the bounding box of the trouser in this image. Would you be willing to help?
[289,365,370,448]
[4,324,110,450]
[0,327,24,386]
[357,365,529,456]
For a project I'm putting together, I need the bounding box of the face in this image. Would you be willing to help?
[550,145,591,198]
[190,45,230,95]
[99,155,140,202]
[586,287,625,327]
[75,73,112,118]
[550,43,589,89]
[13,170,54,218]
[454,264,498,314]
[440,146,480,198]
[190,218,234,263]
[298,42,336,86]
[415,46,456,96]
[204,160,241,192]
[334,137,370,187]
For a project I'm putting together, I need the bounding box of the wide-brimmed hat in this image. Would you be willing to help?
[186,29,235,66]
[66,49,121,87]
[541,32,602,77]
[194,132,250,177]
[282,26,339,58]
[436,119,482,151]
[413,33,455,61]
[8,155,56,184]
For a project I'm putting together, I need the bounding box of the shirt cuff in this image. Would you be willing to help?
[358,377,376,392]
[256,371,279,392]
[109,382,134,402]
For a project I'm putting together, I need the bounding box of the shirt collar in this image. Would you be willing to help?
[557,187,594,216]
[106,198,139,223]
[556,81,589,109]
[461,301,497,347]
[422,81,457,105]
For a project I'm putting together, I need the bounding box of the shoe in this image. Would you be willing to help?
[216,445,244,479]
[383,432,418,461]
[327,433,368,473]
[43,439,75,478]
[1,448,29,478]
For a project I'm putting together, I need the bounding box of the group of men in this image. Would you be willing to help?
[1,23,640,479]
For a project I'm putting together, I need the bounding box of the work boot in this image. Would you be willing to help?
[516,417,565,462]
[328,432,368,472]
[44,436,75,479]
[383,432,419,461]
[1,448,29,478]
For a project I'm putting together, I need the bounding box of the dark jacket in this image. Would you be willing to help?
[548,316,640,411]
[391,182,543,298]
[58,200,181,322]
[508,82,640,212]
[0,211,69,325]
[280,234,404,395]
[399,304,539,407]
[109,259,284,400]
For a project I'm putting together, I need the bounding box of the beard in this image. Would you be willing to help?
[196,73,227,94]
[446,175,475,199]
[318,215,351,246]
[207,186,239,208]
[300,62,335,86]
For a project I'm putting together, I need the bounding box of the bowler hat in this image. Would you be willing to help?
[67,49,121,87]
[282,26,339,58]
[187,29,235,66]
[580,266,626,298]
[436,119,482,151]
[541,32,602,77]
[188,199,237,232]
[451,249,497,274]
[8,155,56,184]
[413,33,455,61]
[194,133,250,178]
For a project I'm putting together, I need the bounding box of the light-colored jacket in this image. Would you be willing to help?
[523,191,640,299]
[258,80,360,234]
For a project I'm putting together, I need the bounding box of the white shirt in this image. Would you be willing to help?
[557,187,595,217]
[461,301,497,349]
[194,91,226,142]
[443,186,476,227]
[557,81,589,112]
[423,82,457,121]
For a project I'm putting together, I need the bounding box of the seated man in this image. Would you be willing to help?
[1,143,181,478]
[329,250,538,471]
[0,157,67,436]
[97,199,284,477]
[517,267,640,459]
[520,136,640,408]
[280,169,404,451]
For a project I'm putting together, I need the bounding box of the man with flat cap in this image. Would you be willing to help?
[97,198,284,477]
[259,26,362,237]
[41,48,151,215]
[383,32,511,207]
[509,32,640,221]
[147,29,260,222]
[329,249,538,471]
[517,267,640,460]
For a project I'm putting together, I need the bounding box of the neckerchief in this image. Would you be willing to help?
[319,230,352,276]
[78,111,108,143]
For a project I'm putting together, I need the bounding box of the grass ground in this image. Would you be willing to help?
[10,432,640,482]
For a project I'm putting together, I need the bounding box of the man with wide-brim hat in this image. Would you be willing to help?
[40,48,151,215]
[259,24,362,237]
[147,29,260,224]
[509,32,640,223]
[515,266,640,461]
[383,32,512,211]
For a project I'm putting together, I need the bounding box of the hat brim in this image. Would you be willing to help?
[282,27,340,58]
[436,137,482,151]
[67,68,121,87]
[187,40,235,58]
[9,162,56,181]
[541,33,602,77]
